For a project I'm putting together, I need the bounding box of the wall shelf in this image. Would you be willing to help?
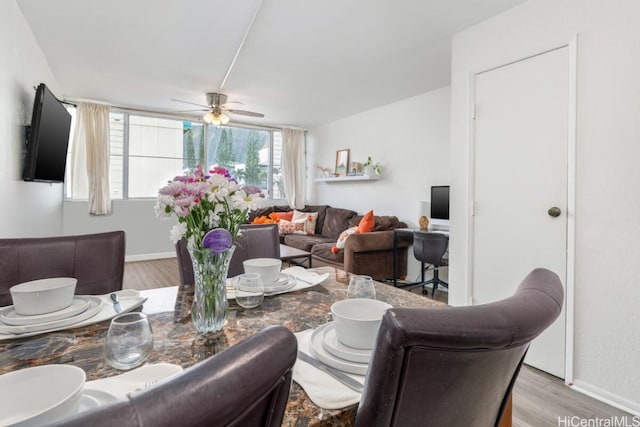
[314,175,380,183]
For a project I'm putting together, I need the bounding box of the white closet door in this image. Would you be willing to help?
[473,47,568,378]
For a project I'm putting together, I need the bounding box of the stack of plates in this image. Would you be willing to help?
[262,274,296,294]
[0,296,103,335]
[309,322,372,375]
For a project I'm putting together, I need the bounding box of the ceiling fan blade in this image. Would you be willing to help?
[171,98,209,109]
[221,101,244,108]
[173,109,209,113]
[226,109,264,118]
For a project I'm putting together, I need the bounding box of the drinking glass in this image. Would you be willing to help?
[347,275,376,299]
[235,273,264,309]
[104,312,153,370]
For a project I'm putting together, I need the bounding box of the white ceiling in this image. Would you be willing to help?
[17,0,525,129]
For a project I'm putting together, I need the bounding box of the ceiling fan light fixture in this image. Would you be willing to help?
[203,111,215,124]
[203,111,230,126]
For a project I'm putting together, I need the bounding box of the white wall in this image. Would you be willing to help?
[63,200,176,259]
[450,0,640,413]
[307,87,451,280]
[0,0,64,238]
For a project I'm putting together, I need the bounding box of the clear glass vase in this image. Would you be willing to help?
[188,245,235,334]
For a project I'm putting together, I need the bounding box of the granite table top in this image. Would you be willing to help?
[0,268,443,427]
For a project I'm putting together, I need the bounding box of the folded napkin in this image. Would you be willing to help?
[83,363,184,400]
[293,329,363,410]
[226,267,329,299]
[282,267,330,285]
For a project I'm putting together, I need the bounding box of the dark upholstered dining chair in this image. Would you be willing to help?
[176,223,280,285]
[356,268,564,427]
[408,230,449,297]
[0,231,125,306]
[51,325,297,427]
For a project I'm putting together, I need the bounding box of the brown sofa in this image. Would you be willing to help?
[0,231,125,307]
[249,205,411,281]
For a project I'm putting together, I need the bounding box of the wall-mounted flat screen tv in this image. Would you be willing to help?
[23,83,72,183]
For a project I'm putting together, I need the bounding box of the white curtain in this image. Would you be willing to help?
[71,102,111,215]
[281,128,306,209]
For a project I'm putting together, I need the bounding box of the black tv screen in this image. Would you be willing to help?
[23,83,72,183]
[430,185,450,220]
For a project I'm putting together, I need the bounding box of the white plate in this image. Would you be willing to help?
[320,322,372,364]
[264,274,297,294]
[76,393,100,413]
[310,324,369,376]
[81,389,118,406]
[262,273,289,289]
[1,297,91,326]
[0,297,103,335]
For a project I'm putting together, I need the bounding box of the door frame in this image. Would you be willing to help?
[465,36,577,385]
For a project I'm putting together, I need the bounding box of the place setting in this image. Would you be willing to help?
[293,275,391,409]
[0,277,147,341]
[0,290,188,426]
[226,258,331,305]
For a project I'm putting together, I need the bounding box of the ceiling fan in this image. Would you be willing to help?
[172,93,264,125]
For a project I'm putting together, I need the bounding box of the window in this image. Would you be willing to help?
[65,109,283,200]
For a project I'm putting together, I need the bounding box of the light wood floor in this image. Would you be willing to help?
[124,258,632,426]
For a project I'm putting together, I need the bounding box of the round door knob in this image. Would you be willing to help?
[548,207,561,217]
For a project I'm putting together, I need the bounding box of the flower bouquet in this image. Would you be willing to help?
[155,165,261,333]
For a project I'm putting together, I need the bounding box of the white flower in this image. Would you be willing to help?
[231,190,260,211]
[156,164,253,249]
[169,222,188,244]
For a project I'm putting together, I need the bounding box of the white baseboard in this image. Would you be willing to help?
[125,252,176,262]
[571,379,640,416]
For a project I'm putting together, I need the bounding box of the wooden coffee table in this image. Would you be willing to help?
[280,244,312,268]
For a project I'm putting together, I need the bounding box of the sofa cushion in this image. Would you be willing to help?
[311,242,345,264]
[248,205,291,223]
[278,220,305,235]
[331,226,358,254]
[296,205,330,234]
[357,210,375,233]
[271,211,293,221]
[321,207,358,239]
[349,215,406,231]
[283,234,334,252]
[292,210,319,235]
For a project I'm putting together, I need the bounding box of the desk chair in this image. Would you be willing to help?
[175,224,280,285]
[52,326,297,427]
[409,230,448,297]
[356,268,564,427]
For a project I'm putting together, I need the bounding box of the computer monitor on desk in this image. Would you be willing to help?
[430,185,450,231]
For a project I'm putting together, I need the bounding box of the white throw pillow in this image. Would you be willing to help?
[292,210,318,235]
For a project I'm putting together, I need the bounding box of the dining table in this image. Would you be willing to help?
[0,267,511,426]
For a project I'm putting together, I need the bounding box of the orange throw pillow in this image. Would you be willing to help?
[271,211,294,222]
[357,210,375,233]
[251,215,278,224]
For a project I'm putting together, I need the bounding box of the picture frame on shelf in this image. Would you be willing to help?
[335,149,350,177]
[349,161,363,176]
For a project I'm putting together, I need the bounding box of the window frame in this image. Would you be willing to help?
[64,108,283,201]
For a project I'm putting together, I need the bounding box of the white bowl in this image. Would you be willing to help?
[243,258,282,284]
[0,364,86,426]
[331,298,392,350]
[10,278,77,316]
